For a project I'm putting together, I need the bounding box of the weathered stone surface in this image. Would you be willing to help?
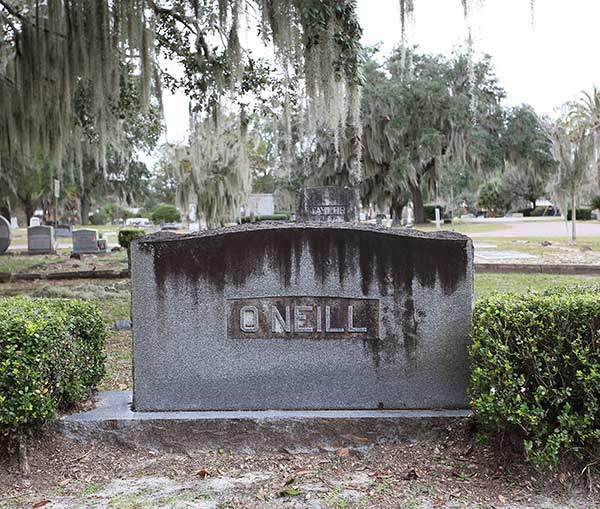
[132,223,473,412]
[298,187,360,222]
[58,391,470,453]
[27,225,55,254]
[73,228,100,254]
[0,215,10,254]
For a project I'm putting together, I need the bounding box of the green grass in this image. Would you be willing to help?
[474,273,598,300]
[0,253,66,273]
[414,222,511,234]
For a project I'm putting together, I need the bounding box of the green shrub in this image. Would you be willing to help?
[592,196,600,210]
[0,297,106,442]
[240,213,290,223]
[151,203,180,223]
[567,208,592,221]
[118,228,146,249]
[469,287,600,469]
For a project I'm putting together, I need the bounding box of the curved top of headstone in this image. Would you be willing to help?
[135,222,472,296]
[0,215,10,254]
[298,186,360,223]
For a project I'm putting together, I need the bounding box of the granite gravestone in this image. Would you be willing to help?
[0,216,10,254]
[72,228,100,254]
[298,187,360,223]
[55,224,73,238]
[27,225,55,254]
[132,223,473,412]
[30,217,41,227]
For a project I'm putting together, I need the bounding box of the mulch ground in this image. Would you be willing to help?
[1,419,597,508]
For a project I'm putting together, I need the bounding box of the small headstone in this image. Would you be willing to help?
[29,217,41,227]
[10,217,18,229]
[72,229,100,254]
[435,208,441,230]
[55,224,73,238]
[188,222,200,232]
[298,186,359,223]
[27,225,55,254]
[0,216,11,254]
[114,319,132,331]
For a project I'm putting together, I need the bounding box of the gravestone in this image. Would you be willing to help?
[27,225,55,254]
[0,216,10,254]
[30,217,41,227]
[55,224,73,238]
[298,187,360,222]
[10,217,18,229]
[72,229,100,254]
[132,223,473,412]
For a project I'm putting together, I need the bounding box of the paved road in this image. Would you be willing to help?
[467,220,600,238]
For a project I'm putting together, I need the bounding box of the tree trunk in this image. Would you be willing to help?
[18,437,29,476]
[0,205,10,223]
[410,183,425,224]
[390,200,404,226]
[23,201,35,227]
[80,193,90,225]
[571,194,577,245]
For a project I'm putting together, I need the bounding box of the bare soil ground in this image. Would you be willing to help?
[1,421,597,509]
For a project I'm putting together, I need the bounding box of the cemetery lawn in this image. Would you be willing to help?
[0,250,128,274]
[1,276,598,508]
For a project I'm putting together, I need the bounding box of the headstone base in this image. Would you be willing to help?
[57,391,470,453]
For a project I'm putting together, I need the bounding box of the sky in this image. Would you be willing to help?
[157,0,600,152]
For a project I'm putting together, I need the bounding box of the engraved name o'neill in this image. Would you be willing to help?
[228,297,379,340]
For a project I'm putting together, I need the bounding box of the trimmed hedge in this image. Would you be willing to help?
[118,227,146,249]
[469,287,600,468]
[567,208,592,221]
[0,297,106,442]
[240,213,290,223]
[151,203,181,223]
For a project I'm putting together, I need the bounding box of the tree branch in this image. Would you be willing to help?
[146,0,214,63]
[0,0,23,22]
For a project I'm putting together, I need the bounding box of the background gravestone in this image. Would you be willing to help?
[27,225,55,254]
[29,217,41,227]
[0,216,10,254]
[72,228,100,254]
[55,224,73,238]
[132,223,473,412]
[298,187,360,222]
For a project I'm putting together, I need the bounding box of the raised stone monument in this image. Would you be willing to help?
[0,216,10,254]
[27,225,55,254]
[131,222,473,412]
[72,228,100,254]
[298,186,360,223]
[29,216,41,227]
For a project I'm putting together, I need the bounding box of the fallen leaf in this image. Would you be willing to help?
[195,469,209,478]
[336,447,349,458]
[352,435,369,445]
[558,472,567,485]
[32,501,50,509]
[498,494,506,504]
[277,487,300,497]
[58,479,70,486]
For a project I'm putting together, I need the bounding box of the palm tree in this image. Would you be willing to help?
[551,124,595,244]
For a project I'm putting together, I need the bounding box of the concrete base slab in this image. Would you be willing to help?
[56,391,471,454]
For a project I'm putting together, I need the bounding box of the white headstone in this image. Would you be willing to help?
[435,208,441,230]
[30,217,41,227]
[28,225,54,254]
[188,222,200,232]
[10,217,18,229]
[72,229,100,254]
[0,216,11,254]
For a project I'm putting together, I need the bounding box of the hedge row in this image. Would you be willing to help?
[567,208,593,221]
[470,286,600,468]
[0,298,106,442]
[118,228,146,249]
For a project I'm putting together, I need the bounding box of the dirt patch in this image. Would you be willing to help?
[1,423,596,508]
